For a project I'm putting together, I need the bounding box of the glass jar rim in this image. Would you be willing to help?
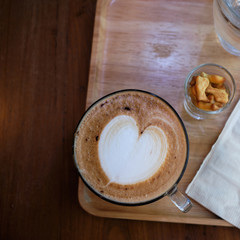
[217,0,240,29]
[184,63,236,115]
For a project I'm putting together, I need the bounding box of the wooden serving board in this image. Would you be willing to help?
[78,0,240,226]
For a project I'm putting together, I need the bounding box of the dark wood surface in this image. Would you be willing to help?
[0,0,240,239]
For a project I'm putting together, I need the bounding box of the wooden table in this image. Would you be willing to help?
[1,0,240,239]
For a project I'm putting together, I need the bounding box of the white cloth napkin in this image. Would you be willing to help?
[186,100,240,228]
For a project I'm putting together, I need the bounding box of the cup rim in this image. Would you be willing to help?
[217,0,240,28]
[184,63,236,115]
[73,89,189,206]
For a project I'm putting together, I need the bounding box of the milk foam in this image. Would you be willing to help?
[98,115,168,184]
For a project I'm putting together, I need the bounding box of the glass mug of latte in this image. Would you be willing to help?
[74,90,192,212]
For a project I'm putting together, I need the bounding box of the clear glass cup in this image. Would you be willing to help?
[213,0,240,56]
[74,89,192,212]
[184,63,235,120]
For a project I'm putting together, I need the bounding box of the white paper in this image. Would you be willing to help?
[186,100,240,228]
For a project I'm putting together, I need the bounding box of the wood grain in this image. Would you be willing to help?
[78,0,240,228]
[0,0,240,239]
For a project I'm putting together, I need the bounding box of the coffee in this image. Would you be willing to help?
[74,90,188,204]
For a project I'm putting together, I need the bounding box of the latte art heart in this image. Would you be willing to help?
[75,91,188,203]
[98,115,168,184]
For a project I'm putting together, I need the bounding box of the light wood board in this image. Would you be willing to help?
[78,0,240,226]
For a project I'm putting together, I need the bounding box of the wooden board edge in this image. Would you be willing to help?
[85,0,111,108]
[78,0,234,229]
[78,179,232,227]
